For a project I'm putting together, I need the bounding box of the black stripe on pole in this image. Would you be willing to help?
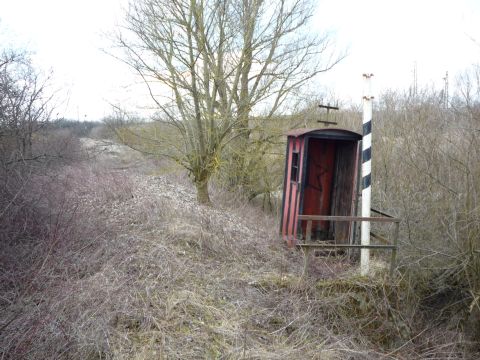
[363,120,372,136]
[362,117,372,190]
[362,173,371,189]
[362,147,371,162]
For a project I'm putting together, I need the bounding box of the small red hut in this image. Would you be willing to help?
[280,128,362,246]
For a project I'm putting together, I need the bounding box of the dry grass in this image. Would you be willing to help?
[1,137,476,359]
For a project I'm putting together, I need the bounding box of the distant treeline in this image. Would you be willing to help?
[49,119,103,137]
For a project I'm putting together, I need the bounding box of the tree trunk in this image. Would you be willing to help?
[195,179,211,205]
[20,136,33,159]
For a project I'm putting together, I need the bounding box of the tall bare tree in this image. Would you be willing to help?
[115,0,342,204]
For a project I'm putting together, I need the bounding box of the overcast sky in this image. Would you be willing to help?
[1,0,479,120]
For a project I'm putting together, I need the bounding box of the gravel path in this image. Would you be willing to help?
[79,137,263,241]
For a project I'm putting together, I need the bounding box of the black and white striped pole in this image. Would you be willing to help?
[361,73,373,276]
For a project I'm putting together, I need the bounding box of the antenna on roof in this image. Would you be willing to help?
[317,103,339,126]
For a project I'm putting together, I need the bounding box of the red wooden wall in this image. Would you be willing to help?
[281,136,305,246]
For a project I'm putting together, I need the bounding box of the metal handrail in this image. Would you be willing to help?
[296,214,400,277]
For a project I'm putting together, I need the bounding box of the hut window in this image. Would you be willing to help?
[291,152,299,182]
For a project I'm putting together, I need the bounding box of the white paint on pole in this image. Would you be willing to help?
[361,73,373,276]
[363,133,372,149]
[362,160,371,177]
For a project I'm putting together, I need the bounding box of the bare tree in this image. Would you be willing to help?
[114,0,342,204]
[454,64,480,124]
[0,50,53,161]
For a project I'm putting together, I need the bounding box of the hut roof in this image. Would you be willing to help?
[285,128,362,140]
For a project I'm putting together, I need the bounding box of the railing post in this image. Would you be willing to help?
[390,222,400,278]
[306,220,312,242]
[303,220,313,277]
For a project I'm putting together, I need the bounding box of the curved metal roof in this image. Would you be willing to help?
[285,128,362,140]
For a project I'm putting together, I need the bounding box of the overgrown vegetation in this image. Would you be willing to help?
[2,24,480,360]
[372,70,480,351]
[2,115,479,358]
